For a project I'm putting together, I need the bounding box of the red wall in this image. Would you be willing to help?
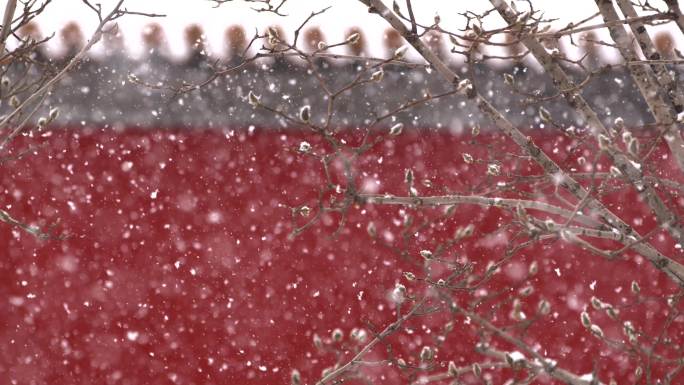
[1,127,682,384]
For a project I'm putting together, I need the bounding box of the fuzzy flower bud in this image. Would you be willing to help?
[598,134,611,151]
[299,105,311,123]
[448,360,458,377]
[248,90,260,107]
[291,369,301,385]
[472,363,482,377]
[346,32,360,44]
[420,346,434,362]
[486,163,501,176]
[267,27,279,46]
[393,45,409,59]
[350,328,367,343]
[539,106,551,123]
[528,261,538,276]
[389,122,404,136]
[297,142,311,155]
[391,283,407,304]
[581,311,591,328]
[590,324,604,338]
[331,328,343,342]
[370,68,384,82]
[537,299,551,315]
[298,206,311,217]
[313,333,323,349]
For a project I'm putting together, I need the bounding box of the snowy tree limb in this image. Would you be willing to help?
[0,0,17,56]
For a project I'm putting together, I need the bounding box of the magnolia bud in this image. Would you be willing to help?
[370,69,384,82]
[321,367,333,378]
[635,366,643,379]
[394,45,409,59]
[581,311,591,328]
[598,134,611,151]
[486,163,501,176]
[267,27,279,46]
[538,299,551,315]
[291,369,301,385]
[627,137,639,157]
[606,306,619,320]
[609,165,622,178]
[350,328,367,343]
[248,91,260,107]
[420,346,434,362]
[519,286,534,296]
[298,141,312,153]
[472,363,482,377]
[299,105,311,123]
[472,24,482,36]
[528,261,538,276]
[298,206,311,217]
[317,41,327,50]
[432,13,441,25]
[590,324,604,338]
[457,78,472,95]
[346,33,360,44]
[366,222,377,237]
[539,106,551,123]
[404,169,414,184]
[448,361,458,377]
[419,250,433,260]
[313,334,323,349]
[331,328,343,342]
[389,122,403,136]
[392,283,407,303]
